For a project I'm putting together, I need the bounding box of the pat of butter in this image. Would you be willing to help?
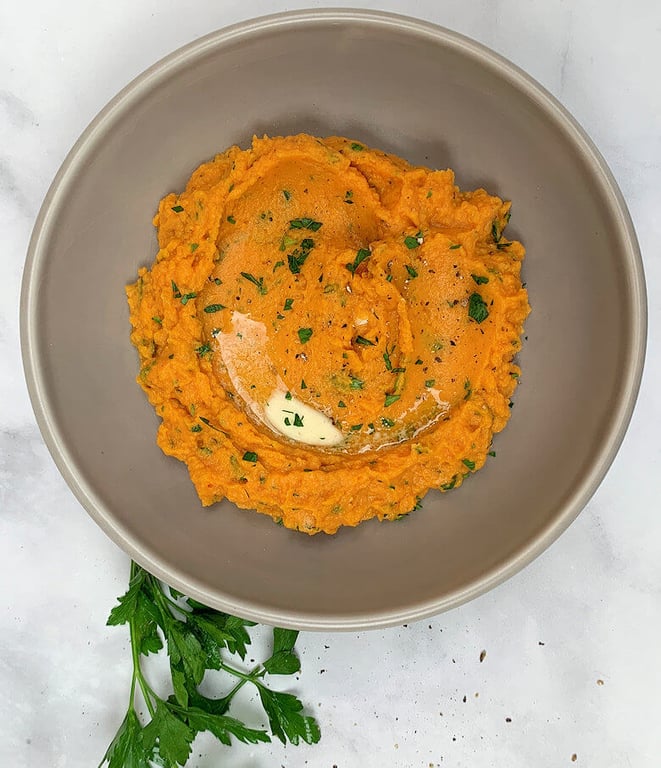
[265,390,343,447]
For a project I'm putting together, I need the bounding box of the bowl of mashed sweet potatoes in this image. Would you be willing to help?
[22,11,645,628]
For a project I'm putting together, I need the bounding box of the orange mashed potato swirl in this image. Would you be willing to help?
[127,134,530,534]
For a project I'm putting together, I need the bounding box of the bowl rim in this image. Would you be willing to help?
[20,8,647,630]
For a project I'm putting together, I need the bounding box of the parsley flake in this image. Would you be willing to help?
[297,327,313,344]
[289,218,323,231]
[345,248,371,276]
[468,293,489,324]
[405,264,418,278]
[240,272,267,295]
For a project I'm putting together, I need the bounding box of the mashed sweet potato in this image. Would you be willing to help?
[127,134,529,534]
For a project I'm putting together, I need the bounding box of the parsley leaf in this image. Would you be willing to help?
[142,700,195,766]
[101,563,320,767]
[257,687,321,746]
[298,327,313,344]
[240,272,267,295]
[289,218,323,231]
[405,264,418,278]
[345,248,371,276]
[471,274,489,285]
[468,293,489,324]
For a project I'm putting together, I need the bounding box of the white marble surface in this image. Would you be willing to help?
[1,0,659,765]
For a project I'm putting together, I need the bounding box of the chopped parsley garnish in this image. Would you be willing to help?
[350,142,364,151]
[285,391,293,400]
[425,379,435,388]
[293,413,304,428]
[152,317,162,324]
[468,293,489,324]
[426,190,433,198]
[227,215,236,224]
[273,260,285,271]
[491,219,502,242]
[199,417,222,432]
[287,238,315,274]
[242,451,258,463]
[171,280,181,298]
[300,379,307,389]
[384,394,400,407]
[349,376,364,390]
[449,244,461,250]
[344,190,354,204]
[345,247,371,276]
[180,292,197,305]
[279,235,297,252]
[441,475,458,491]
[284,298,294,311]
[350,424,363,431]
[464,379,472,399]
[488,450,496,457]
[170,205,184,213]
[355,335,375,346]
[471,274,489,285]
[462,458,476,470]
[338,400,347,408]
[415,358,423,365]
[240,272,267,295]
[284,417,291,426]
[190,424,202,432]
[405,264,418,278]
[386,274,393,282]
[213,277,222,285]
[381,417,395,428]
[404,235,421,250]
[203,304,225,313]
[297,327,313,344]
[190,243,199,252]
[383,348,393,371]
[195,344,212,357]
[282,189,291,201]
[289,218,323,231]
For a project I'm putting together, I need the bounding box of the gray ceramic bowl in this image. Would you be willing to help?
[21,10,646,630]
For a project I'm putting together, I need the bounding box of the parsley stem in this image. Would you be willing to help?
[130,615,157,718]
[218,660,264,684]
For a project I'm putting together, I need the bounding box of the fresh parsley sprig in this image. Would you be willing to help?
[100,562,320,767]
